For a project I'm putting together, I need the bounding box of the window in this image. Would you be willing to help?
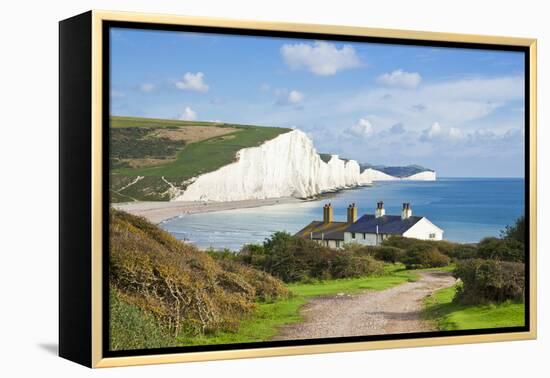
[351,232,356,239]
[429,233,436,239]
[336,241,341,248]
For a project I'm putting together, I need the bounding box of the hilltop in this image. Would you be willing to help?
[110,116,292,202]
[109,210,288,350]
[360,164,435,178]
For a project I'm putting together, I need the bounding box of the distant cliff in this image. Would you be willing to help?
[109,116,436,203]
[176,130,363,201]
[359,164,436,181]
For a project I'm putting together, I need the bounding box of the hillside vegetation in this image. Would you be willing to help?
[109,210,288,351]
[360,163,434,177]
[110,116,291,202]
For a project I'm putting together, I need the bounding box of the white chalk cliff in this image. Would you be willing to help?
[174,130,363,202]
[360,168,436,182]
[360,168,399,182]
[173,129,435,202]
[402,170,437,181]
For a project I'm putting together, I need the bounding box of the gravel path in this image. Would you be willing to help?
[273,271,456,340]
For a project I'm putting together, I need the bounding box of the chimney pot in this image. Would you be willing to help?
[375,201,385,218]
[401,203,412,219]
[347,203,358,223]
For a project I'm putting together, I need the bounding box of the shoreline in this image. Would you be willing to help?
[113,197,304,224]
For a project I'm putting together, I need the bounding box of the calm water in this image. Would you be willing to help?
[160,178,525,250]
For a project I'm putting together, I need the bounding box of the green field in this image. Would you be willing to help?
[423,285,525,330]
[111,115,291,178]
[109,115,291,201]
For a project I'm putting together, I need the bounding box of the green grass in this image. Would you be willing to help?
[112,264,461,348]
[110,290,176,351]
[179,264,419,345]
[288,264,419,297]
[111,116,292,178]
[178,297,307,346]
[423,285,525,331]
[111,115,239,128]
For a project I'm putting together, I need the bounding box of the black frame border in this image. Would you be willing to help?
[101,20,531,359]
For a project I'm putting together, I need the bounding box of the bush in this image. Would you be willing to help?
[454,258,525,304]
[446,244,478,260]
[501,215,525,244]
[477,237,524,262]
[341,242,374,256]
[372,246,406,263]
[110,289,176,350]
[402,245,451,269]
[109,210,289,345]
[238,232,384,283]
[330,253,384,279]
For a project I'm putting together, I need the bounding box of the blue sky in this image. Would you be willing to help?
[110,28,526,177]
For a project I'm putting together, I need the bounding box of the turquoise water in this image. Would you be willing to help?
[160,178,525,251]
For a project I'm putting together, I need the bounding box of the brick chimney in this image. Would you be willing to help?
[375,201,385,218]
[401,203,412,219]
[347,203,358,223]
[323,203,334,224]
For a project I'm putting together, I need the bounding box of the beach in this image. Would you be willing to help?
[113,197,302,224]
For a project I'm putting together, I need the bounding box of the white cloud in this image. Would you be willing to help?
[377,69,422,88]
[420,122,443,141]
[178,106,197,121]
[280,41,361,76]
[140,83,155,92]
[345,118,374,138]
[448,127,465,141]
[288,90,304,104]
[175,72,209,92]
[274,89,305,106]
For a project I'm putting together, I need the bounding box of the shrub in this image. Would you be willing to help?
[110,289,176,350]
[239,232,384,283]
[330,253,384,279]
[372,246,406,263]
[341,242,374,256]
[109,210,289,345]
[446,244,478,260]
[454,258,525,304]
[477,237,524,262]
[402,245,451,269]
[501,215,525,244]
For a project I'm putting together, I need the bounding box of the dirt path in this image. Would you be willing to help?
[273,271,456,340]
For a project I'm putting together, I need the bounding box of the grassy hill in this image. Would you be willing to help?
[360,163,434,177]
[109,210,288,351]
[109,116,291,202]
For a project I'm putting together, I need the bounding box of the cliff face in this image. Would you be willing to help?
[174,130,363,201]
[173,129,436,202]
[360,167,436,182]
[402,170,437,181]
[360,168,399,182]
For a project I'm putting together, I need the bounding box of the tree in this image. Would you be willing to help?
[501,215,526,244]
[477,237,524,262]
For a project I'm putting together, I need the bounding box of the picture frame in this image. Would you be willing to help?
[59,10,537,368]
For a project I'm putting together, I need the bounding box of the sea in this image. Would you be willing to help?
[160,178,525,251]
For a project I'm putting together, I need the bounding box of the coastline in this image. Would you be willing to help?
[113,197,303,224]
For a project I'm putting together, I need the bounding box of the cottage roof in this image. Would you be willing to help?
[295,221,349,241]
[346,214,423,235]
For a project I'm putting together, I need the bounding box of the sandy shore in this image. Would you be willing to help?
[113,197,302,224]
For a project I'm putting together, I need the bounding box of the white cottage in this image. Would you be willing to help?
[343,202,443,246]
[296,201,443,248]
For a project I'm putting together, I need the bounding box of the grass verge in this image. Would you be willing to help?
[423,285,525,331]
[180,264,418,345]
